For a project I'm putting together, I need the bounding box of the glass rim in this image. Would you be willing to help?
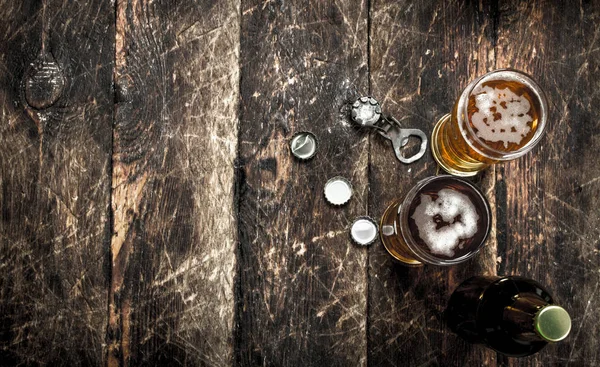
[399,175,491,265]
[458,68,549,161]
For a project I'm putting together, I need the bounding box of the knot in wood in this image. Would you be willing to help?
[23,50,65,110]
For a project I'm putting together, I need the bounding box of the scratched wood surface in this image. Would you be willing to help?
[235,0,369,365]
[0,1,599,366]
[108,0,239,365]
[0,0,113,365]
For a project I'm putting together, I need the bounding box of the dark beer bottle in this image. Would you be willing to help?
[446,276,571,357]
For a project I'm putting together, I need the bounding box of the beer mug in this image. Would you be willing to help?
[380,175,491,266]
[431,69,548,176]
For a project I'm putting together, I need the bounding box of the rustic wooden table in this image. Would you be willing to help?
[1,1,598,366]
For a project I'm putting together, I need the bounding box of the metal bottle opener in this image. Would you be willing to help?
[350,97,427,164]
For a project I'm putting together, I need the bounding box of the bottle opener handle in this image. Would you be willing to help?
[381,117,428,164]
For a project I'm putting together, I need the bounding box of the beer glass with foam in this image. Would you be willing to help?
[380,175,491,266]
[431,69,548,176]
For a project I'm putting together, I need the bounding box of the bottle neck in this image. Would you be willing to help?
[503,294,571,343]
[503,294,548,342]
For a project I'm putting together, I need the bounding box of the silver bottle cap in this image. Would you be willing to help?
[290,131,318,160]
[350,216,378,246]
[324,176,353,206]
[351,96,381,127]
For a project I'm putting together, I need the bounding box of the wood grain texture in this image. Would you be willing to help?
[367,1,499,366]
[0,0,113,365]
[494,1,600,366]
[108,0,239,365]
[235,0,369,365]
[0,1,599,366]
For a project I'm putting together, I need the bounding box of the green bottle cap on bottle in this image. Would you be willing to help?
[534,305,572,342]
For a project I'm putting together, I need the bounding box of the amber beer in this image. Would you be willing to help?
[431,69,548,176]
[380,175,491,266]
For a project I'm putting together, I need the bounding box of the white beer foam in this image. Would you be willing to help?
[411,189,480,257]
[471,85,532,148]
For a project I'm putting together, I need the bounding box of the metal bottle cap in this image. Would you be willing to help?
[290,131,318,160]
[324,176,353,206]
[534,305,572,342]
[351,97,382,127]
[350,217,378,246]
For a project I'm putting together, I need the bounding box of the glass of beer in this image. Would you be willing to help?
[380,175,491,266]
[431,69,548,176]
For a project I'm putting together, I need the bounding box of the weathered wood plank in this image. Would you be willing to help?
[494,1,600,366]
[108,0,240,365]
[235,0,369,365]
[367,1,498,366]
[0,2,598,366]
[0,0,113,365]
